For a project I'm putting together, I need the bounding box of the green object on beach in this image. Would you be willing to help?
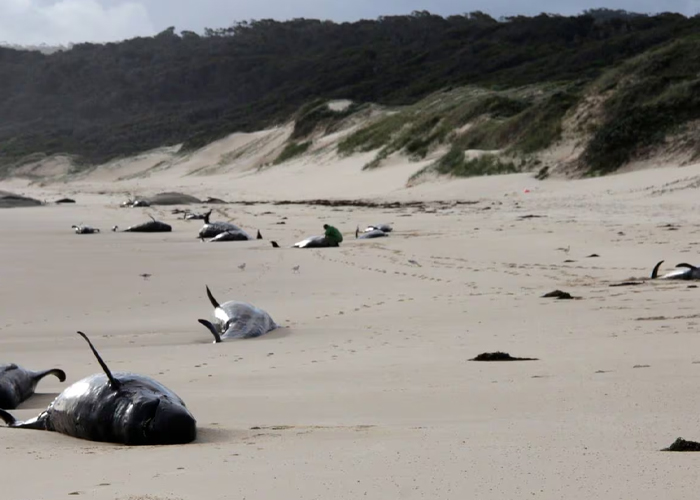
[323,224,343,244]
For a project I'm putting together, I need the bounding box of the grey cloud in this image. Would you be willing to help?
[0,0,155,45]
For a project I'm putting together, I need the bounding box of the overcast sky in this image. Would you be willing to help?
[1,0,698,46]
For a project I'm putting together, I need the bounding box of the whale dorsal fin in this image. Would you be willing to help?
[676,263,697,270]
[77,331,121,390]
[148,215,156,222]
[203,209,213,225]
[651,260,665,279]
[205,285,220,308]
[257,230,262,240]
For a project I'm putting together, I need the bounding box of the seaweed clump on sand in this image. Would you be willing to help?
[542,290,574,299]
[470,352,539,361]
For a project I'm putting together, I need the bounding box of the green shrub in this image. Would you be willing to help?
[273,141,311,164]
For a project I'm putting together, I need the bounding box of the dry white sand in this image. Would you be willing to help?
[2,152,700,500]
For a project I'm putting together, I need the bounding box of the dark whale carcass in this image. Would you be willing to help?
[72,224,100,234]
[0,332,197,445]
[292,235,335,248]
[197,286,279,342]
[114,215,172,233]
[198,210,248,239]
[651,260,700,280]
[204,230,251,242]
[203,229,262,242]
[364,224,393,233]
[355,226,388,239]
[0,364,66,410]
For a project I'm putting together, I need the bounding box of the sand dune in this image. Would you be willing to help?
[2,150,700,499]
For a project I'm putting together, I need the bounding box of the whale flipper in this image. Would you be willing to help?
[676,263,697,270]
[198,319,222,343]
[77,331,121,390]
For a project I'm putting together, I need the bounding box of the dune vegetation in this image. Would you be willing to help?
[2,9,700,179]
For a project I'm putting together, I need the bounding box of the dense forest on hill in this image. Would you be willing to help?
[0,9,697,172]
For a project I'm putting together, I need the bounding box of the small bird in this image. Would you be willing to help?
[292,265,300,274]
[238,263,246,271]
[556,245,571,254]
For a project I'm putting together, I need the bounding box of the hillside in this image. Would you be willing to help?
[1,9,700,184]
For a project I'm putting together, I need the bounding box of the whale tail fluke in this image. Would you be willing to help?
[203,209,213,225]
[676,263,697,270]
[77,331,121,390]
[205,285,220,308]
[198,319,222,343]
[33,368,66,384]
[0,408,47,429]
[0,408,16,425]
[651,260,665,279]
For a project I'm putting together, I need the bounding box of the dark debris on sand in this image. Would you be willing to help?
[229,199,480,210]
[609,281,644,287]
[470,352,539,361]
[662,437,700,452]
[542,290,576,300]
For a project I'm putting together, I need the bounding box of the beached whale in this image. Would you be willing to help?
[197,286,279,342]
[121,199,151,208]
[114,215,172,233]
[203,229,252,242]
[183,210,208,220]
[651,260,700,280]
[198,210,246,239]
[293,235,336,248]
[356,226,388,239]
[0,364,66,410]
[364,224,393,233]
[0,332,197,445]
[72,224,100,234]
[146,192,201,206]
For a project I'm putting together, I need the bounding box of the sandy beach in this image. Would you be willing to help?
[3,150,700,499]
